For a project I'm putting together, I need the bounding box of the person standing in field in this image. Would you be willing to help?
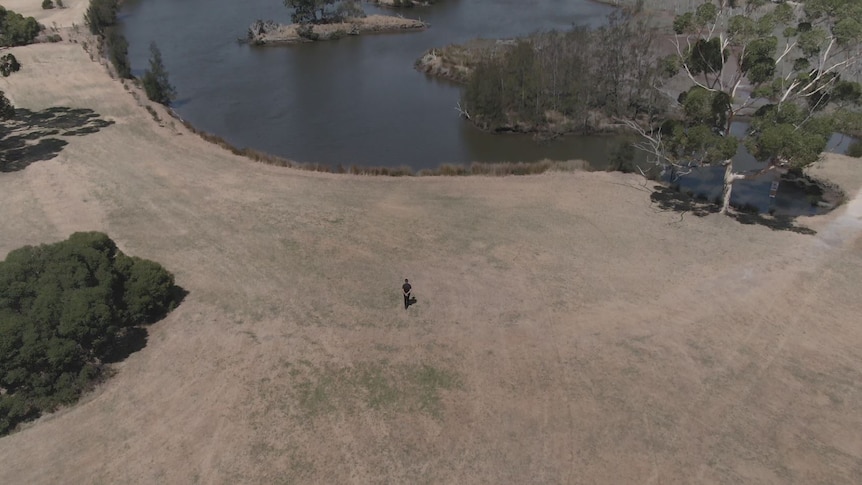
[402,279,412,309]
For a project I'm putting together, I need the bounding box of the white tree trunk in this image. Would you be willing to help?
[720,161,744,215]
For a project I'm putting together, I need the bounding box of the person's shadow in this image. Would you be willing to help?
[406,296,417,309]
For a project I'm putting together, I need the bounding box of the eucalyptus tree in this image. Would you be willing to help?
[142,42,176,106]
[629,0,862,214]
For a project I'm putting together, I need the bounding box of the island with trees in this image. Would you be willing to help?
[416,0,861,215]
[247,0,426,45]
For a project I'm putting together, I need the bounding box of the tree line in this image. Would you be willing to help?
[0,232,185,435]
[0,6,42,47]
[461,9,665,136]
[86,0,176,105]
[0,6,29,128]
[459,0,861,215]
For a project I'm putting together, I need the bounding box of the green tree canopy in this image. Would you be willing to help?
[0,53,21,77]
[142,42,177,106]
[0,232,184,435]
[0,91,14,120]
[461,9,664,134]
[0,6,42,47]
[84,0,118,36]
[631,0,862,214]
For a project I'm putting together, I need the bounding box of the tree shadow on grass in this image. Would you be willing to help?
[102,327,150,364]
[650,185,720,217]
[650,185,816,235]
[729,212,817,235]
[0,107,115,172]
[101,285,188,364]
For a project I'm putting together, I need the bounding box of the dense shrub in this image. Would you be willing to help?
[0,7,43,47]
[0,53,21,77]
[0,91,14,120]
[105,27,131,78]
[848,141,862,158]
[42,0,55,9]
[83,0,130,79]
[84,0,118,36]
[0,232,184,435]
[462,10,663,134]
[142,42,176,105]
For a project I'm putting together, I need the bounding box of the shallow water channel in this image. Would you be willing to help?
[119,0,854,215]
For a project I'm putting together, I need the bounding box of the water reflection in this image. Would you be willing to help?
[119,0,614,168]
[670,124,854,215]
[118,0,856,215]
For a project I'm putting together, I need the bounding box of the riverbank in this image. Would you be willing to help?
[247,14,426,45]
[4,39,862,485]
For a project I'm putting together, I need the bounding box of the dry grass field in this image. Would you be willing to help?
[1,15,862,485]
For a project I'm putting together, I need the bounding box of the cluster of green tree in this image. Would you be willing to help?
[84,0,175,105]
[84,0,118,35]
[631,0,862,214]
[0,232,184,435]
[0,53,22,124]
[42,0,64,10]
[0,7,43,47]
[84,0,131,78]
[462,9,663,135]
[1,53,21,78]
[142,42,176,105]
[284,0,365,25]
[0,91,14,120]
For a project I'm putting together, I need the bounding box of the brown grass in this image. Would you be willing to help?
[2,39,862,485]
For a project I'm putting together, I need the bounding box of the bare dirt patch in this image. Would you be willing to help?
[1,42,861,484]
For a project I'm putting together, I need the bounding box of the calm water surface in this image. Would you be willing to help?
[119,0,617,169]
[119,0,854,215]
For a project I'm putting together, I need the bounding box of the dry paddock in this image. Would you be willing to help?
[1,39,861,484]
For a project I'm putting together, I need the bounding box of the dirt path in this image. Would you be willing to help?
[1,42,861,484]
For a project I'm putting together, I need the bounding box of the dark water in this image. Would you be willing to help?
[119,0,855,215]
[671,124,855,216]
[119,0,618,170]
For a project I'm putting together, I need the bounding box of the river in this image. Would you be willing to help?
[119,0,619,170]
[119,0,855,215]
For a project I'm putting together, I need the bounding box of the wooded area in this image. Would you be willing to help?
[461,10,664,136]
[0,233,184,435]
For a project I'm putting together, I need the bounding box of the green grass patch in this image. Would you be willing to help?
[288,360,462,419]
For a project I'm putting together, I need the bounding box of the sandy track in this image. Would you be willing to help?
[1,42,861,484]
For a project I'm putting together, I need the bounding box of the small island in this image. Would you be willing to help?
[248,14,426,45]
[248,0,427,45]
